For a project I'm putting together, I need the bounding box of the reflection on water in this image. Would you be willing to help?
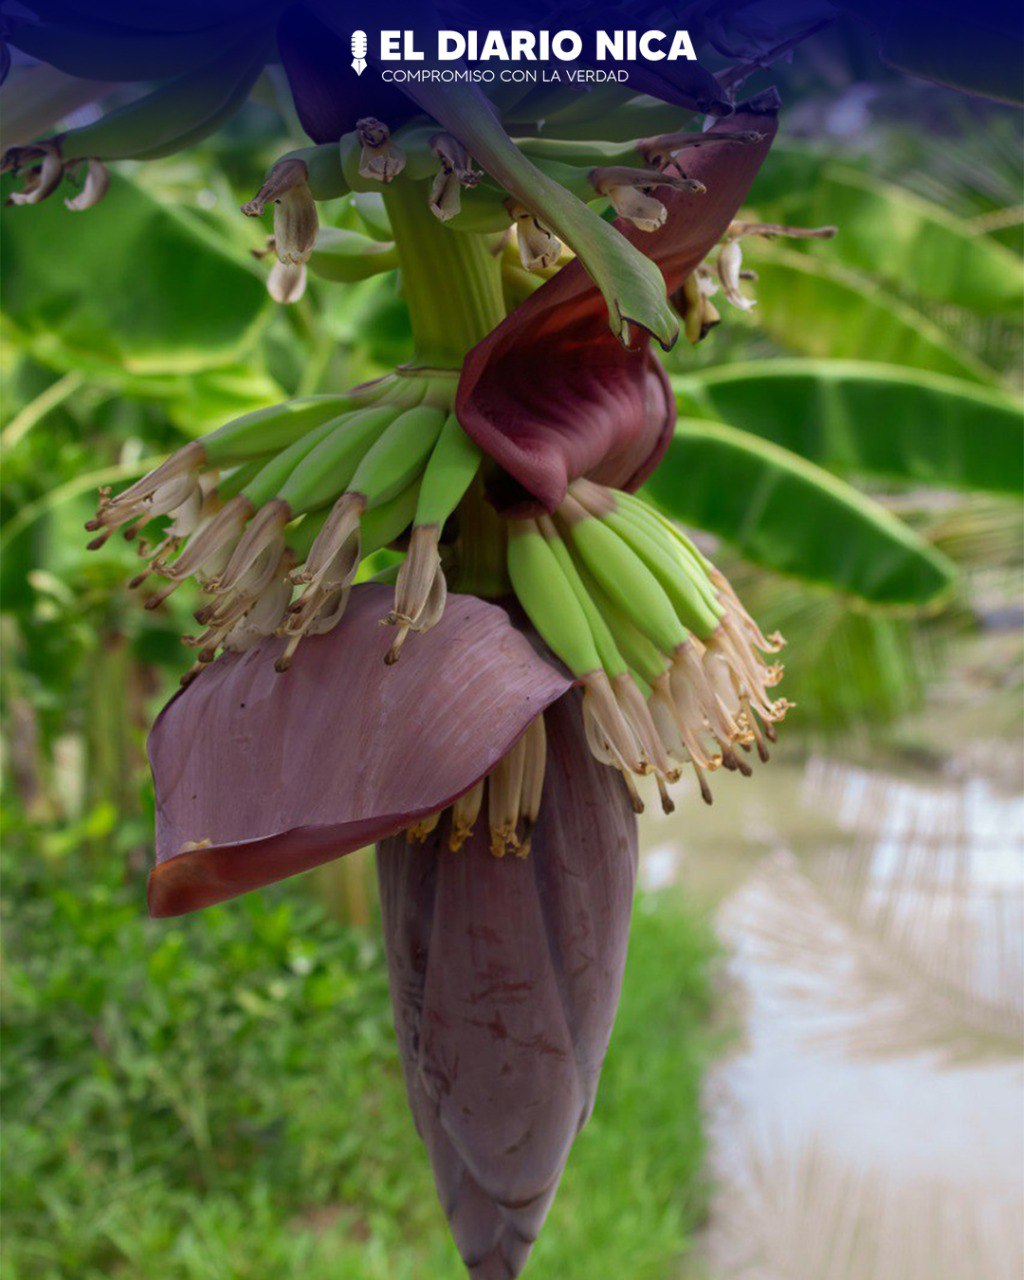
[640,747,1024,1280]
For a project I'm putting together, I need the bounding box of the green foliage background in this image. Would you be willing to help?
[2,833,717,1280]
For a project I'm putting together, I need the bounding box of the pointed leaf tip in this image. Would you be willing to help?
[377,690,637,1278]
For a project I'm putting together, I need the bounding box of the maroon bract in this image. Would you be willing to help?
[276,6,413,144]
[456,95,780,513]
[377,690,637,1280]
[147,585,571,917]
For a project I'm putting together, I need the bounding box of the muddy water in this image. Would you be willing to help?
[639,725,1024,1280]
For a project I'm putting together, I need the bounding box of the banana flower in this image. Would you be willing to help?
[457,95,778,513]
[129,88,786,1280]
[149,584,634,1278]
[4,9,805,1277]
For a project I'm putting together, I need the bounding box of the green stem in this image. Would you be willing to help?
[456,476,509,598]
[381,182,508,588]
[2,372,87,450]
[402,80,678,347]
[383,181,505,367]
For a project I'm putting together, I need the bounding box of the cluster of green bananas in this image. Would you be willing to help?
[507,478,788,811]
[2,34,270,206]
[86,370,481,681]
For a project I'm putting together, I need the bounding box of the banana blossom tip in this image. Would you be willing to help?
[378,688,636,1279]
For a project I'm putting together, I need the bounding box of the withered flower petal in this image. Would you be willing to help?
[377,690,637,1279]
[456,96,779,514]
[147,585,571,917]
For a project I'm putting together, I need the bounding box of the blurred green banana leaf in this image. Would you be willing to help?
[744,144,831,207]
[742,246,997,384]
[2,171,270,378]
[675,359,1024,495]
[643,419,958,608]
[161,361,286,433]
[765,166,1024,316]
[720,567,940,726]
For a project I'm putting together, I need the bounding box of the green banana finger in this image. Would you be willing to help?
[213,458,265,501]
[578,564,672,687]
[559,497,688,655]
[507,520,602,676]
[362,482,420,555]
[308,228,400,283]
[613,500,722,619]
[571,481,722,628]
[607,491,722,614]
[287,481,415,568]
[417,371,460,411]
[348,405,447,507]
[514,136,645,167]
[58,36,267,163]
[598,505,722,637]
[202,395,354,466]
[390,123,447,181]
[350,193,392,240]
[368,374,428,408]
[365,560,403,587]
[538,517,627,679]
[239,412,363,510]
[380,415,468,662]
[413,415,482,529]
[615,489,715,574]
[280,145,348,201]
[523,517,668,777]
[276,406,400,514]
[445,184,517,234]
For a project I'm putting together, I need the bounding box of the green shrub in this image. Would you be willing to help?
[2,829,717,1280]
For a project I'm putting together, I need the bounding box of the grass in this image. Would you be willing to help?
[1,824,718,1280]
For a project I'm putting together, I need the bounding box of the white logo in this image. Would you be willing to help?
[351,30,368,76]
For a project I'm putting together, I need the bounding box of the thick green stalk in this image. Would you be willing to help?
[402,80,679,347]
[456,476,510,598]
[383,181,505,367]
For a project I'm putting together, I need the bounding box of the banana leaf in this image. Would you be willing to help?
[743,143,829,207]
[721,568,937,727]
[2,171,269,377]
[767,166,1024,315]
[675,359,1023,495]
[834,0,1024,108]
[643,419,957,608]
[743,246,998,385]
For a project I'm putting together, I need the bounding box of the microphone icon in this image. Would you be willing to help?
[351,30,368,76]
